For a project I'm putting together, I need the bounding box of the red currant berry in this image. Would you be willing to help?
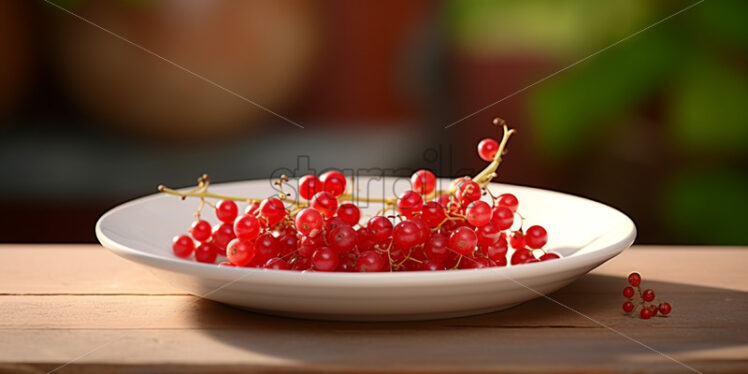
[497,193,518,212]
[311,191,338,217]
[648,305,658,317]
[482,239,508,262]
[465,200,492,227]
[642,289,655,302]
[319,171,346,197]
[510,248,535,265]
[295,208,323,237]
[539,252,560,261]
[658,302,672,315]
[327,225,357,253]
[622,301,635,313]
[421,201,447,228]
[492,254,508,267]
[264,257,290,270]
[217,261,234,267]
[623,286,635,299]
[393,220,421,250]
[411,169,436,195]
[366,216,393,242]
[289,256,311,271]
[300,234,323,249]
[337,203,361,226]
[311,247,339,271]
[397,190,423,218]
[410,217,430,245]
[435,193,453,210]
[422,261,446,271]
[226,239,254,266]
[189,220,212,242]
[477,138,499,162]
[455,179,482,204]
[448,226,478,256]
[234,214,260,241]
[277,233,298,257]
[355,250,388,272]
[476,220,502,246]
[628,272,642,287]
[356,227,376,251]
[491,206,514,230]
[509,231,525,250]
[215,200,238,223]
[252,234,280,265]
[424,235,450,265]
[244,201,260,215]
[211,223,235,255]
[194,242,218,263]
[172,235,195,258]
[298,175,321,200]
[259,197,286,227]
[525,225,548,249]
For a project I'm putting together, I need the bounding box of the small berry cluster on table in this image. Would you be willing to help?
[622,272,672,319]
[165,118,561,272]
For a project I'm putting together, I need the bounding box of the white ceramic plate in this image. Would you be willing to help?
[96,177,636,321]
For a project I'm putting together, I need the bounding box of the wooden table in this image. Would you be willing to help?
[1,245,746,373]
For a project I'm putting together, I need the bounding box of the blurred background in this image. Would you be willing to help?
[0,0,745,244]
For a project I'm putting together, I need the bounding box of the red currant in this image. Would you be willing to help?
[510,231,525,250]
[425,233,450,263]
[448,226,478,256]
[311,191,338,217]
[289,256,312,271]
[298,175,321,200]
[234,214,260,241]
[215,200,238,223]
[658,302,672,315]
[648,305,658,317]
[477,138,499,162]
[355,250,387,272]
[259,197,286,227]
[277,233,298,257]
[252,234,280,264]
[510,248,535,265]
[622,301,635,313]
[366,216,393,242]
[497,193,518,212]
[194,242,218,263]
[295,208,323,237]
[327,225,357,253]
[217,261,234,267]
[455,179,481,204]
[539,252,560,261]
[628,272,641,287]
[525,225,548,249]
[320,171,346,197]
[226,239,254,266]
[491,206,514,230]
[189,220,212,242]
[422,261,446,271]
[311,247,339,271]
[211,223,235,255]
[476,220,501,246]
[410,217,430,245]
[465,200,492,227]
[397,190,423,218]
[482,239,508,262]
[393,220,421,250]
[172,235,195,258]
[411,169,436,195]
[642,289,655,302]
[337,203,361,226]
[623,286,635,299]
[264,257,290,270]
[421,201,447,228]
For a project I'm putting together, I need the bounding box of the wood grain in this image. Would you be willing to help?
[0,245,746,374]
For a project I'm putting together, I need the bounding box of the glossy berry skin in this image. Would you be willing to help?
[264,257,290,270]
[319,171,346,197]
[421,201,447,228]
[355,250,388,272]
[172,235,195,258]
[194,242,219,263]
[497,193,519,213]
[311,191,338,217]
[510,248,535,265]
[311,247,339,271]
[482,238,508,262]
[477,138,499,162]
[215,200,238,223]
[190,220,212,242]
[422,261,446,271]
[289,256,312,271]
[642,289,655,302]
[277,233,298,257]
[628,272,642,287]
[648,305,658,316]
[397,190,423,218]
[295,208,323,237]
[324,216,348,232]
[622,301,635,313]
[298,175,321,200]
[539,252,560,261]
[658,302,672,315]
[640,307,653,319]
[476,221,502,246]
[411,169,436,195]
[244,201,260,215]
[211,223,235,255]
[252,234,280,265]
[510,231,525,250]
[226,239,254,267]
[623,286,635,299]
[410,217,430,245]
[259,197,286,227]
[366,216,393,242]
[525,225,548,249]
[393,221,421,250]
[337,203,361,226]
[448,227,478,256]
[491,206,514,230]
[435,194,453,210]
[424,233,450,264]
[327,226,357,253]
[234,214,260,241]
[455,179,481,205]
[466,200,492,227]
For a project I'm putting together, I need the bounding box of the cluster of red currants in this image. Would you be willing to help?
[622,272,672,319]
[169,120,560,272]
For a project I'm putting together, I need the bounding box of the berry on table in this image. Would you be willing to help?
[623,286,635,299]
[622,301,635,313]
[642,289,655,302]
[658,302,672,315]
[640,307,653,319]
[628,272,641,287]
